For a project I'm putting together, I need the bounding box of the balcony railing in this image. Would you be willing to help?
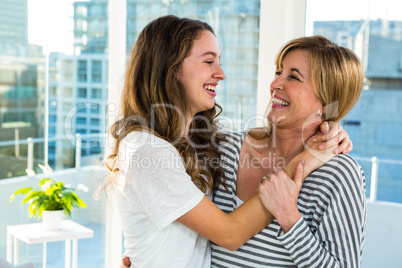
[0,133,106,178]
[1,134,402,203]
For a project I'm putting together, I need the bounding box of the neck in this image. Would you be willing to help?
[182,114,193,138]
[269,121,321,161]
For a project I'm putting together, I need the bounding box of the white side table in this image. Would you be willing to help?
[7,220,94,268]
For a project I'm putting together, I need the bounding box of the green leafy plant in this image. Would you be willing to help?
[9,178,87,219]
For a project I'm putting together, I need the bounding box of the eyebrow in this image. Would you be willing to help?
[200,51,220,58]
[290,68,304,79]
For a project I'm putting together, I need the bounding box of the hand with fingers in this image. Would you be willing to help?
[258,160,305,233]
[288,121,352,176]
[313,121,353,154]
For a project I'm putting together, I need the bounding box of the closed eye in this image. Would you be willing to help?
[290,75,300,81]
[276,71,301,81]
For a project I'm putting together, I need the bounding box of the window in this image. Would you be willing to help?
[49,100,58,112]
[0,1,107,266]
[20,86,35,98]
[3,113,18,122]
[75,5,87,17]
[76,128,87,134]
[91,88,102,99]
[90,104,100,114]
[76,117,87,125]
[50,86,57,97]
[91,60,102,82]
[76,106,88,114]
[63,60,73,69]
[22,112,35,124]
[63,87,73,97]
[77,87,87,98]
[77,60,87,82]
[306,0,402,204]
[62,102,73,112]
[49,115,57,123]
[90,118,100,126]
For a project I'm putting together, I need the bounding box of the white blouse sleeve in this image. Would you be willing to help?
[116,132,205,230]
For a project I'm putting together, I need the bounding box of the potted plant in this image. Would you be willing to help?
[9,166,88,230]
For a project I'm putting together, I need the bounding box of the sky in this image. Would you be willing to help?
[28,0,76,54]
[27,0,402,54]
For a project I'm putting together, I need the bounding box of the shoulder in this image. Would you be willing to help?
[220,130,245,146]
[121,131,179,158]
[218,130,246,155]
[304,154,365,197]
[300,155,367,226]
[321,154,363,180]
[300,154,366,203]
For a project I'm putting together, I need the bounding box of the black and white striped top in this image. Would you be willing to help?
[212,131,368,267]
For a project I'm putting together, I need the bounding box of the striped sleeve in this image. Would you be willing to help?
[277,154,368,268]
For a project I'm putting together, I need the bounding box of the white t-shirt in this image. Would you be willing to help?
[113,131,210,268]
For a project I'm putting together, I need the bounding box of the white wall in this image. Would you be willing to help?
[256,0,306,124]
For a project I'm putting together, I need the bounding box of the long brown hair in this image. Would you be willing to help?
[250,35,364,139]
[107,15,225,194]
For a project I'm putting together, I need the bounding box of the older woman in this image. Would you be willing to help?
[212,35,367,267]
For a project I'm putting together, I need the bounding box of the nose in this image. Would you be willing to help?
[213,64,226,81]
[270,74,283,91]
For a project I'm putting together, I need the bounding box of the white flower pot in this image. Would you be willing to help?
[42,210,64,230]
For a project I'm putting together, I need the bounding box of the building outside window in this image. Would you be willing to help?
[76,117,87,125]
[77,87,87,98]
[91,88,102,99]
[77,59,87,82]
[306,0,402,204]
[63,87,73,97]
[91,60,102,82]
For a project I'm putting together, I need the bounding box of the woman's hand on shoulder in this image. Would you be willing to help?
[313,121,353,154]
[285,121,351,180]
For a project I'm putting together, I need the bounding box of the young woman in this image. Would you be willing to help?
[212,36,367,267]
[111,16,352,267]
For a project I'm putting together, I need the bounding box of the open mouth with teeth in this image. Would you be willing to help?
[272,97,290,106]
[204,85,216,92]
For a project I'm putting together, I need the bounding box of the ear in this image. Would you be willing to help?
[316,107,323,118]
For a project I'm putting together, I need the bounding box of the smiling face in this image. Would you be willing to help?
[178,30,225,119]
[268,49,323,129]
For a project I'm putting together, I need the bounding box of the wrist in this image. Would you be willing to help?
[277,209,301,234]
[285,155,301,178]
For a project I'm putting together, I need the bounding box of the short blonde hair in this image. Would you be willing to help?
[275,35,364,122]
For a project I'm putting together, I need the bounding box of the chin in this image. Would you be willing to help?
[267,111,288,124]
[205,103,216,111]
[267,114,278,124]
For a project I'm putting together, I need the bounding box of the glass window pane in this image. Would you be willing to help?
[77,60,87,82]
[77,87,87,98]
[0,0,107,266]
[306,0,402,204]
[125,1,261,131]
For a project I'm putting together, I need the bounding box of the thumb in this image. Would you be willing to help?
[294,160,305,190]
